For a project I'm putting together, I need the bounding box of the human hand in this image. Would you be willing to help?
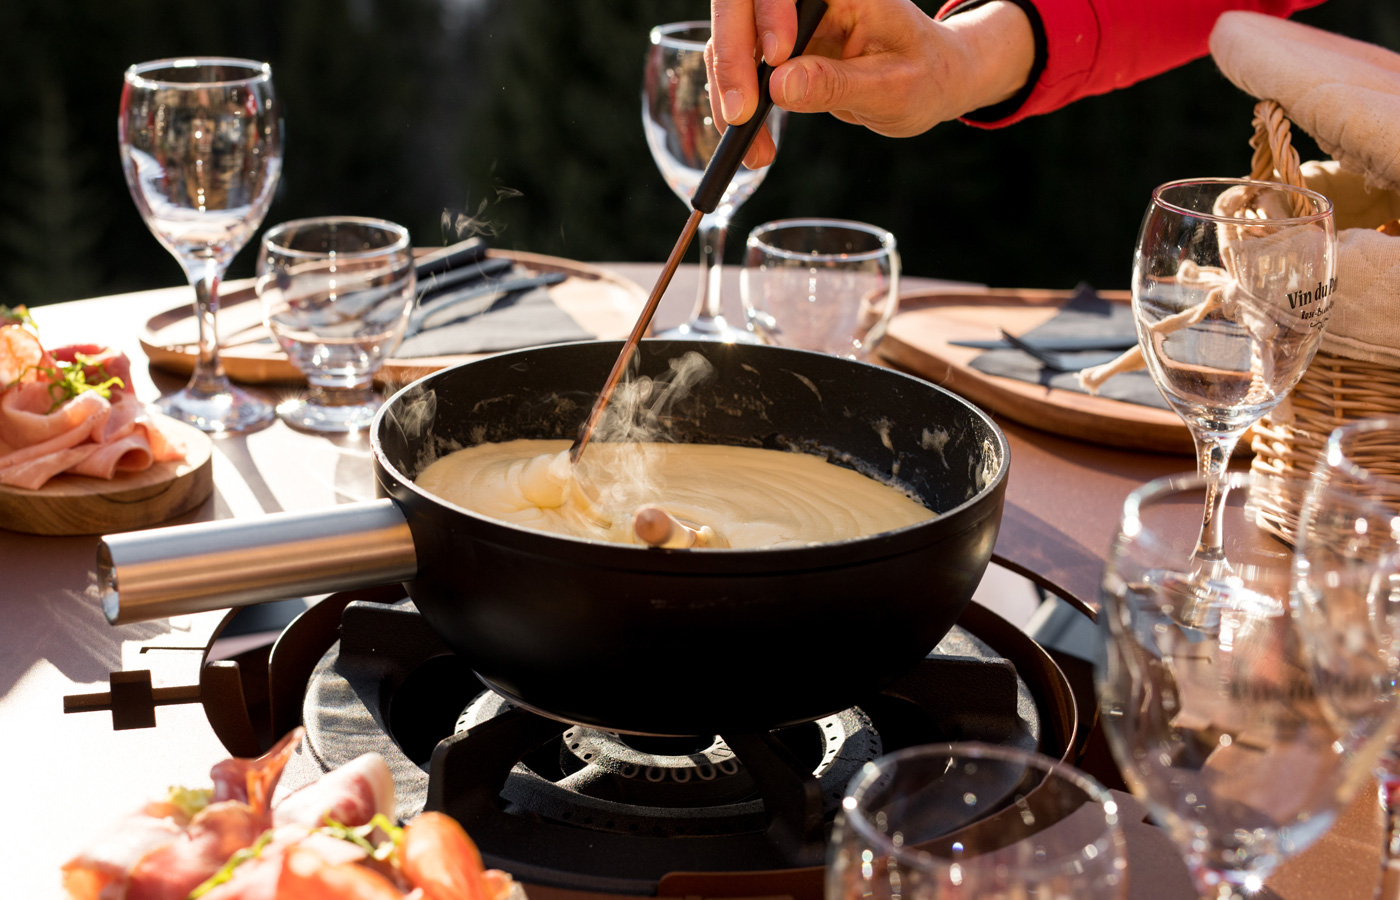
[706,0,1035,167]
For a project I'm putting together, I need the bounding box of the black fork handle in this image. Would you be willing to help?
[690,0,829,214]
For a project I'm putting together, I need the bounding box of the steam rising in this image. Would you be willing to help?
[442,164,524,243]
[572,351,715,512]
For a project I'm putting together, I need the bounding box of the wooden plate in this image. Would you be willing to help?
[878,287,1195,454]
[140,250,649,384]
[0,416,214,535]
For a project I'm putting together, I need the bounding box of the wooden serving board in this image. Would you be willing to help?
[0,415,214,535]
[878,286,1195,454]
[140,250,649,384]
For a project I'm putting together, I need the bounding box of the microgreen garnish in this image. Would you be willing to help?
[0,305,34,330]
[319,813,404,862]
[189,828,275,898]
[13,353,125,411]
[165,785,212,820]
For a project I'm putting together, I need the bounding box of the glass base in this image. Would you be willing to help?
[654,315,762,344]
[159,383,275,434]
[277,394,380,434]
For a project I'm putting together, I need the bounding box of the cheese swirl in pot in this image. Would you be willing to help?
[414,439,933,549]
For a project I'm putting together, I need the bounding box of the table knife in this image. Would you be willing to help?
[948,335,1140,352]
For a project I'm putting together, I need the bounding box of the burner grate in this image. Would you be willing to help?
[262,589,1076,898]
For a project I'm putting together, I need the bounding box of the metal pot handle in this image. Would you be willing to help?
[98,499,418,625]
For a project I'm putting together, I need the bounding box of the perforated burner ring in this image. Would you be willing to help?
[454,690,882,832]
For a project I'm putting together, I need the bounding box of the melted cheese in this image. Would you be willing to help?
[414,439,933,549]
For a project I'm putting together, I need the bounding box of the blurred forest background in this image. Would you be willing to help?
[2,0,1397,308]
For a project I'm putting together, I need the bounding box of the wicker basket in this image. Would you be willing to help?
[1245,99,1400,541]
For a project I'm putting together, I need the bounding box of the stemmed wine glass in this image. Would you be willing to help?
[119,58,283,433]
[642,21,784,342]
[1132,178,1337,563]
[1292,417,1400,900]
[1095,471,1373,899]
[827,742,1128,900]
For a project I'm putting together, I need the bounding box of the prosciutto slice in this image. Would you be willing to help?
[62,730,302,900]
[0,339,186,490]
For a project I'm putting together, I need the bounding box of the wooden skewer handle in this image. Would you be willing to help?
[634,505,698,548]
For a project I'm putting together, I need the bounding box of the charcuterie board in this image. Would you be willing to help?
[878,286,1195,454]
[0,415,213,535]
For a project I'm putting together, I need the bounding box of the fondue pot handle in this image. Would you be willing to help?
[97,499,418,625]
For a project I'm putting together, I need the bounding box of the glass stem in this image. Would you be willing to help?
[688,211,727,326]
[1378,777,1400,900]
[1192,430,1241,563]
[186,258,231,398]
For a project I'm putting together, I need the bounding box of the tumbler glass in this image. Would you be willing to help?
[828,742,1128,900]
[256,217,416,433]
[741,218,899,359]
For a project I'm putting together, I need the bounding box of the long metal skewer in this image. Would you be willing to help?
[569,0,829,464]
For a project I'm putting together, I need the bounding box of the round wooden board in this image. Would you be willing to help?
[140,250,648,384]
[0,415,214,535]
[878,286,1196,454]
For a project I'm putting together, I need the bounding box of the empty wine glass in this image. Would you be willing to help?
[1292,417,1400,900]
[1096,471,1372,900]
[256,217,416,433]
[642,21,784,343]
[741,218,900,359]
[827,742,1127,900]
[119,58,283,432]
[1132,178,1337,563]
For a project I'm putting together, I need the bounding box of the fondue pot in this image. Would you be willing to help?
[100,340,1009,736]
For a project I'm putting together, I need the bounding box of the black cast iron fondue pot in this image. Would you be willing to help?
[100,339,1009,737]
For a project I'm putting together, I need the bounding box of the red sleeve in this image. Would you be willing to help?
[937,0,1330,128]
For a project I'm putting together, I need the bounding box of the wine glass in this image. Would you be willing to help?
[1095,470,1372,899]
[119,57,283,433]
[1292,417,1400,900]
[1132,178,1336,563]
[642,21,784,343]
[740,218,900,359]
[256,217,416,433]
[827,742,1127,900]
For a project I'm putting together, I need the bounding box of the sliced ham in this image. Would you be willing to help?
[62,730,304,900]
[60,804,189,900]
[68,432,156,479]
[50,344,134,397]
[0,383,109,449]
[125,802,272,900]
[0,342,187,489]
[197,826,376,900]
[272,753,397,829]
[0,442,104,490]
[0,325,49,386]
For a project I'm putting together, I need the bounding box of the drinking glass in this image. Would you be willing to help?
[1132,178,1336,562]
[1292,417,1400,899]
[119,58,283,433]
[740,218,900,359]
[1095,471,1371,900]
[255,217,416,433]
[827,742,1127,900]
[642,21,784,343]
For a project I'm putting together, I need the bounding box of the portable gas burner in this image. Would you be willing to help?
[65,584,1086,900]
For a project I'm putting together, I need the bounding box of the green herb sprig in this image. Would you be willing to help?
[0,305,35,331]
[11,353,125,411]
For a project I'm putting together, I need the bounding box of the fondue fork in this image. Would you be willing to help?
[569,0,829,464]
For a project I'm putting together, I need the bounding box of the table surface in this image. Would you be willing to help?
[2,262,1381,899]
